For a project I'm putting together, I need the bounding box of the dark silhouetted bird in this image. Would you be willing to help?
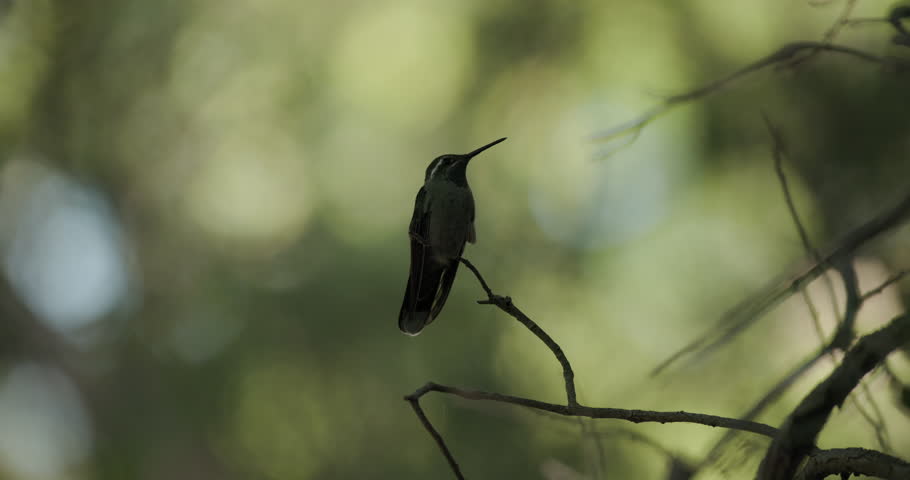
[398,138,506,335]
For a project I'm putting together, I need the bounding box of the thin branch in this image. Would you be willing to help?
[699,261,885,469]
[757,313,910,479]
[408,259,785,479]
[835,261,860,344]
[822,0,857,43]
[861,269,909,301]
[836,262,894,450]
[592,41,909,145]
[404,394,465,480]
[783,0,858,70]
[458,257,495,298]
[699,261,892,471]
[850,379,893,453]
[699,347,827,469]
[763,117,895,452]
[408,382,779,439]
[882,361,910,419]
[890,6,910,38]
[765,114,845,332]
[653,188,910,375]
[795,448,910,480]
[765,115,813,257]
[453,390,692,469]
[459,257,578,407]
[800,289,827,343]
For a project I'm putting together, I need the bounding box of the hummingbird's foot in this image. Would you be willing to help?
[478,294,512,306]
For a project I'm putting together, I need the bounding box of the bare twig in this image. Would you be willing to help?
[882,362,910,419]
[822,0,857,43]
[861,269,909,301]
[837,262,894,451]
[454,391,692,469]
[404,394,465,480]
[764,115,816,259]
[800,289,827,343]
[757,313,910,479]
[851,379,893,452]
[796,448,910,480]
[764,115,843,329]
[842,16,890,26]
[653,188,910,375]
[592,41,909,145]
[699,347,828,469]
[408,382,779,438]
[835,261,860,344]
[459,257,577,407]
[783,0,858,70]
[890,6,910,38]
[699,261,893,470]
[407,259,787,479]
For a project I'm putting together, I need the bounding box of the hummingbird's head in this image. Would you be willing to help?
[424,137,506,184]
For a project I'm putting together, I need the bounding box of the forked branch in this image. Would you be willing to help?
[405,258,781,479]
[757,313,910,479]
[592,41,909,147]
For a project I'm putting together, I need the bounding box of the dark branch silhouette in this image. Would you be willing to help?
[458,257,577,406]
[796,448,910,480]
[591,41,909,147]
[408,381,779,438]
[404,394,465,480]
[757,313,910,479]
[405,8,910,476]
[861,269,909,301]
[678,117,903,476]
[405,259,782,479]
[652,187,910,375]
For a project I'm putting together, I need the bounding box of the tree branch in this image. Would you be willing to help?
[592,41,909,146]
[796,448,910,480]
[654,188,910,375]
[459,257,577,407]
[861,269,909,302]
[757,313,910,479]
[698,347,827,470]
[406,259,783,479]
[404,394,465,480]
[408,382,779,438]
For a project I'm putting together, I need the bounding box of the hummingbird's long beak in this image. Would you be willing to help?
[465,137,507,160]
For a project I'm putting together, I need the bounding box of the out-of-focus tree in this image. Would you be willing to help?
[0,1,908,479]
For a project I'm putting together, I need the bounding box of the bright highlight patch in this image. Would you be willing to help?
[330,4,473,131]
[183,132,313,254]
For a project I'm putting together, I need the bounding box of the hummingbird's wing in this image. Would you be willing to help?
[399,186,471,335]
[466,194,476,244]
[399,187,433,335]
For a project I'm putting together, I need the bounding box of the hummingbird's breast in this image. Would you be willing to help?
[427,181,474,261]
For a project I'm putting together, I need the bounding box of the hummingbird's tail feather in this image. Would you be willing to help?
[398,259,458,335]
[398,306,431,336]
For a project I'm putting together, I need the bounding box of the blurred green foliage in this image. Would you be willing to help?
[0,0,908,479]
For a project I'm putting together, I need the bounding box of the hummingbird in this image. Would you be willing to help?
[398,137,507,335]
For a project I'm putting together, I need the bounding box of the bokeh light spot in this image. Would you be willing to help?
[1,159,130,334]
[0,364,93,478]
[330,4,473,131]
[182,132,313,255]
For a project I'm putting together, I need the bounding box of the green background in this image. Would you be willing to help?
[0,1,908,478]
